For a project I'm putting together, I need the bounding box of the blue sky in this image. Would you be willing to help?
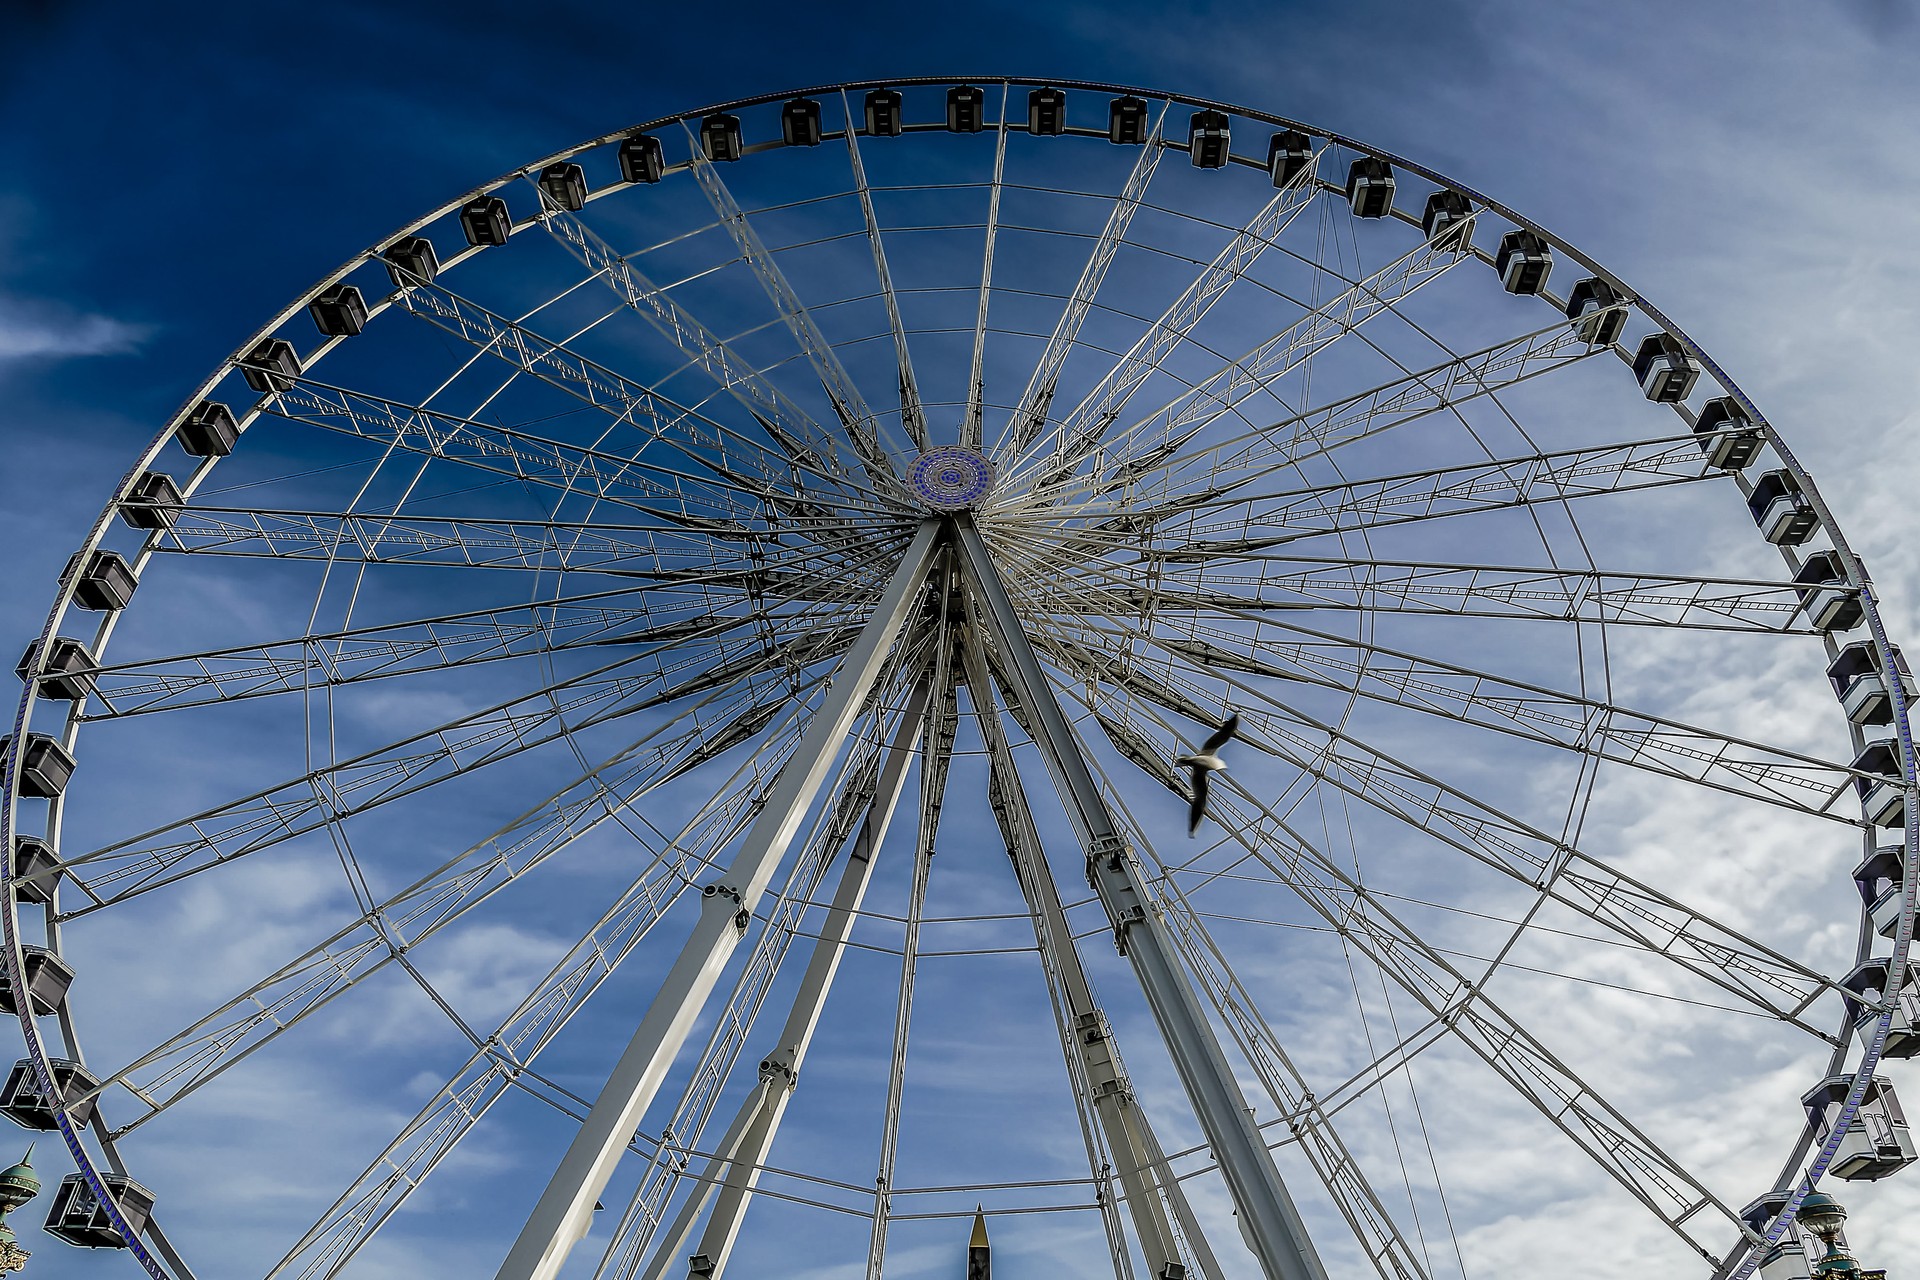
[5,3,1920,1279]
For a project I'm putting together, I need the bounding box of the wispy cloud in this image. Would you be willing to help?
[0,296,149,361]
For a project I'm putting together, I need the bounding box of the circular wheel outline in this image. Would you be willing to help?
[2,76,1910,1279]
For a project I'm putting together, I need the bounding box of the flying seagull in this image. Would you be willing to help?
[1175,713,1239,836]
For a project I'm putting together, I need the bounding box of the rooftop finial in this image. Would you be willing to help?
[966,1206,990,1279]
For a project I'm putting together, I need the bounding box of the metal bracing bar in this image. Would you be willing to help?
[495,520,941,1280]
[950,516,1329,1280]
[962,632,1212,1280]
[672,673,934,1280]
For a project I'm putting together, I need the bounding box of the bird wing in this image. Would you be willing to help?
[1202,713,1239,754]
[1187,766,1210,836]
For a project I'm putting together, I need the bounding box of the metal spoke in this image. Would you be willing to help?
[264,370,882,526]
[528,184,859,492]
[1079,432,1734,548]
[147,502,899,590]
[1025,310,1615,512]
[996,101,1169,459]
[152,505,765,574]
[1012,198,1469,493]
[83,521,895,720]
[1021,624,1844,1034]
[687,139,904,487]
[390,279,802,506]
[72,568,868,721]
[840,92,929,452]
[961,86,1011,450]
[1006,146,1323,476]
[1118,550,1817,633]
[58,598,872,911]
[1018,570,1862,823]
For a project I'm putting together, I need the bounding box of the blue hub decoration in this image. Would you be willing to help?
[908,446,995,511]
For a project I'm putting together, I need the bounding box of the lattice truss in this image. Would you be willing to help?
[5,79,1915,1280]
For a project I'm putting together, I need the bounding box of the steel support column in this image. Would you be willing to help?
[672,674,935,1280]
[952,516,1329,1280]
[495,520,941,1280]
[963,632,1218,1280]
[635,1078,777,1280]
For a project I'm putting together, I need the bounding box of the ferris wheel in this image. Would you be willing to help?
[4,76,1916,1280]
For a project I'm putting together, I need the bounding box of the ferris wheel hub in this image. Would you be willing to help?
[908,446,995,511]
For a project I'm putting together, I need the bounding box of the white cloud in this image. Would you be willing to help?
[0,296,149,361]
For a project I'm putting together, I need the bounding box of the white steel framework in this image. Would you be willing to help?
[4,76,1914,1280]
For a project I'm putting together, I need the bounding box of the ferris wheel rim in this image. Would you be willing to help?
[2,75,1911,1280]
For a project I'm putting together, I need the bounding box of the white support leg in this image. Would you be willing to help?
[952,517,1330,1280]
[634,1078,778,1280]
[681,674,935,1280]
[495,520,941,1280]
[963,634,1206,1280]
[864,608,959,1280]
